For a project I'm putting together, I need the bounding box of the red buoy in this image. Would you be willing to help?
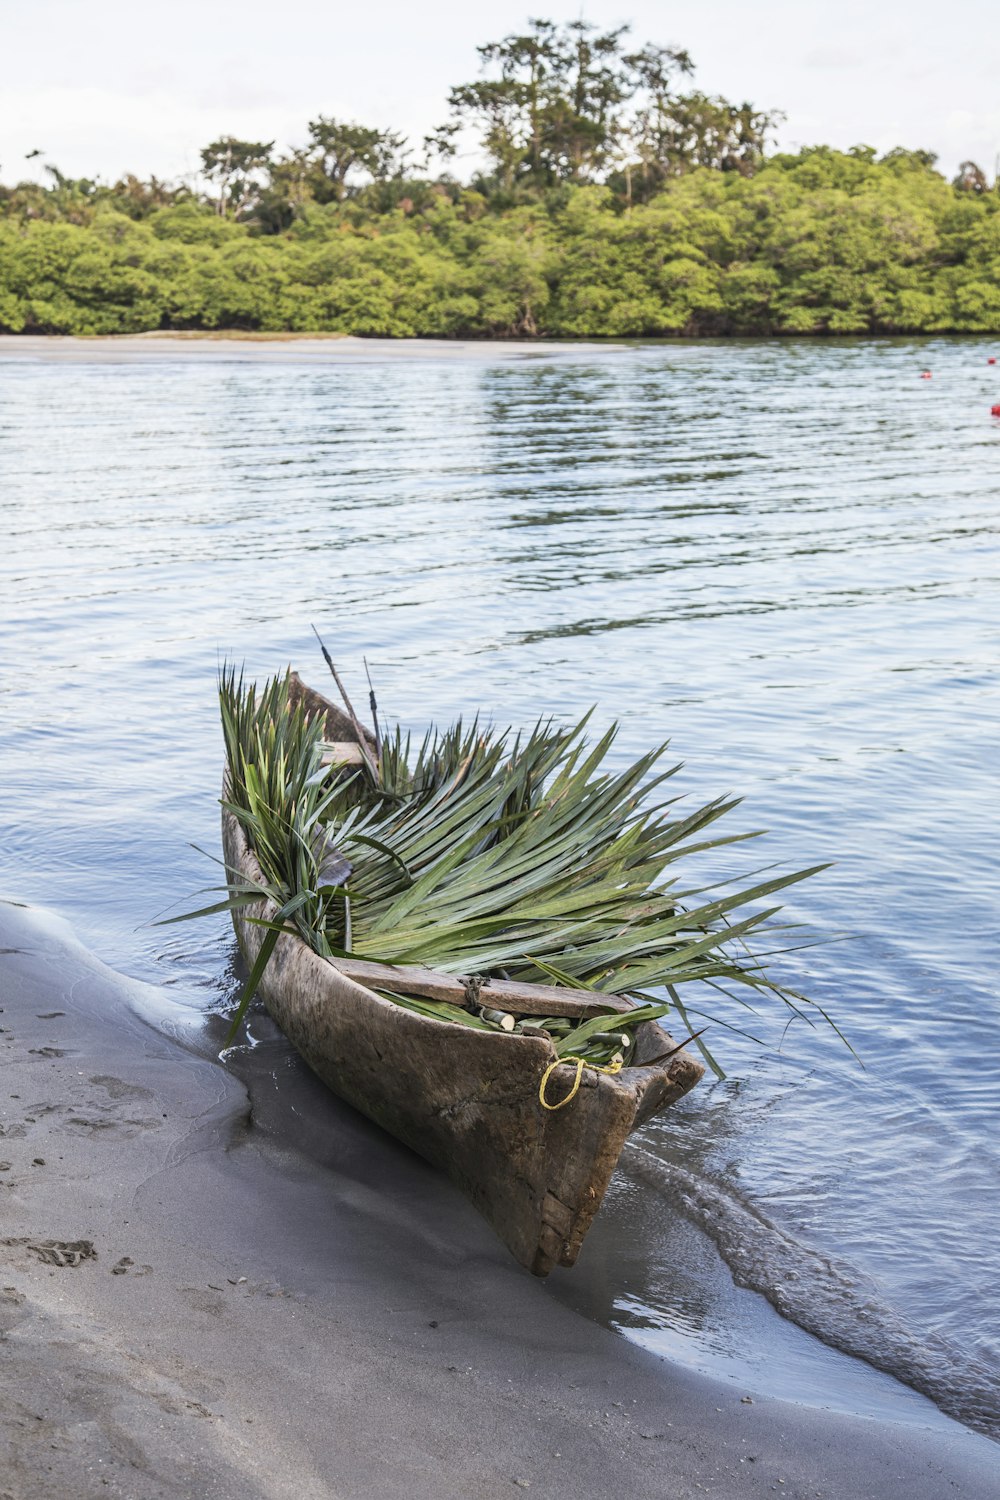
[920,370,932,379]
[989,357,997,365]
[992,404,1000,417]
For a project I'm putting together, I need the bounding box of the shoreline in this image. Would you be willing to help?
[2,332,990,366]
[1,895,996,1499]
[0,333,624,363]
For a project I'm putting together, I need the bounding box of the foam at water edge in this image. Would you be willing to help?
[621,1142,1000,1439]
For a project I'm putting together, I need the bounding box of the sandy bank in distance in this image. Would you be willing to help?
[0,332,622,364]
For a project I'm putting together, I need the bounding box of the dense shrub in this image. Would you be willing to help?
[1,149,998,337]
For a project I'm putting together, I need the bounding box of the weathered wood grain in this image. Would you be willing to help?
[329,958,634,1017]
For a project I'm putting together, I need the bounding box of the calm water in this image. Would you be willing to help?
[2,337,998,1436]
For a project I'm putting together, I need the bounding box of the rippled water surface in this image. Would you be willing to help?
[2,336,998,1435]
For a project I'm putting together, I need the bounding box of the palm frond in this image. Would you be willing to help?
[197,666,835,1072]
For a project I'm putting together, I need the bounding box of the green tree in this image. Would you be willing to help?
[200,137,274,217]
[253,149,315,232]
[953,160,990,194]
[3,64,1000,342]
[537,20,634,183]
[627,91,780,196]
[446,18,639,188]
[443,18,771,196]
[616,42,693,201]
[107,174,191,220]
[477,19,562,181]
[447,77,531,192]
[305,118,408,203]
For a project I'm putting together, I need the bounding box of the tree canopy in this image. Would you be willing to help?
[1,18,997,338]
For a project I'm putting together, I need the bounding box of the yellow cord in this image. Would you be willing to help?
[539,1053,624,1111]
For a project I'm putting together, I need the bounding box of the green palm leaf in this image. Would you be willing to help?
[182,665,838,1073]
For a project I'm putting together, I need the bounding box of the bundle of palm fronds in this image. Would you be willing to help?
[186,665,833,1073]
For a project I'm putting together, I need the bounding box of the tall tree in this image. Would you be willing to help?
[544,20,633,182]
[953,160,990,194]
[253,149,315,232]
[445,78,532,192]
[615,41,693,201]
[627,91,780,197]
[445,18,638,189]
[109,174,189,219]
[306,118,408,202]
[476,18,563,180]
[440,18,773,197]
[478,19,561,180]
[200,137,274,217]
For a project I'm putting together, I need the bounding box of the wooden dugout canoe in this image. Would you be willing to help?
[222,674,704,1276]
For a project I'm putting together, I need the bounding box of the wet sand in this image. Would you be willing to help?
[0,896,996,1500]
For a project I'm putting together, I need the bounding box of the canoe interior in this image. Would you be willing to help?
[224,672,704,1274]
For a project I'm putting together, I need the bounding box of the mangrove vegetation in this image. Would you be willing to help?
[2,18,998,338]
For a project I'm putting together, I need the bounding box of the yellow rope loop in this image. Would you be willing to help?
[539,1053,624,1112]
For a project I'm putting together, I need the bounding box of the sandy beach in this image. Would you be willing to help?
[0,333,616,364]
[1,895,995,1500]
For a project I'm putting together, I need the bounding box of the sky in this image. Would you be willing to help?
[2,0,997,187]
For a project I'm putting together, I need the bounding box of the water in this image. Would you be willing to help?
[2,335,998,1437]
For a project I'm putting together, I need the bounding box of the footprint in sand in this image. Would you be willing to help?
[0,1238,97,1268]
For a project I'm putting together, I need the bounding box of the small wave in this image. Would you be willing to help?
[622,1142,1000,1440]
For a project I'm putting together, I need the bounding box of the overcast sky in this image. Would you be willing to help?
[3,0,997,186]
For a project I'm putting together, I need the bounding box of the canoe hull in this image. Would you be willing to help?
[222,678,704,1274]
